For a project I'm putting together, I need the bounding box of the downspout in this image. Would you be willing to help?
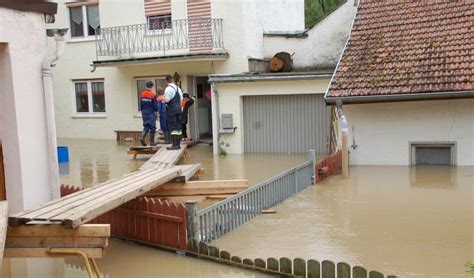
[42,32,67,199]
[336,101,349,178]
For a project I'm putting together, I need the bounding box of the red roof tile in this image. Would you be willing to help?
[326,0,474,101]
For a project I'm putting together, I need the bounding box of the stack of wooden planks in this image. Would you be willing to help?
[4,224,110,258]
[144,179,248,203]
[8,167,181,229]
[140,145,187,170]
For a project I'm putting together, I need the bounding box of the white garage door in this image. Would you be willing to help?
[243,94,330,154]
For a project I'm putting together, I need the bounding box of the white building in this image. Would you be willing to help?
[0,1,60,213]
[49,0,357,154]
[326,1,474,166]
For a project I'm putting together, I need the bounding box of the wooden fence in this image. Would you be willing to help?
[187,240,395,278]
[61,184,187,249]
[316,150,342,182]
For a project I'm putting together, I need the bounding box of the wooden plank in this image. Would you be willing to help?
[368,271,384,278]
[159,196,207,203]
[149,187,246,196]
[308,259,321,278]
[205,195,233,200]
[337,262,351,278]
[352,266,367,278]
[280,257,292,274]
[160,180,248,189]
[267,257,279,271]
[169,164,202,182]
[322,260,336,278]
[140,145,187,170]
[9,169,156,224]
[5,236,108,248]
[261,209,276,214]
[7,224,110,237]
[4,247,104,258]
[59,168,182,228]
[34,169,166,221]
[0,201,7,259]
[294,258,306,277]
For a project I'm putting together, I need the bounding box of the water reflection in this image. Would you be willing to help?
[213,166,473,278]
[409,165,457,188]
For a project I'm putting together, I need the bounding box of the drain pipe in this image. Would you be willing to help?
[336,100,349,178]
[42,29,68,199]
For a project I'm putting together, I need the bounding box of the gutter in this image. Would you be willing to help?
[325,91,474,105]
[42,29,67,200]
[209,73,333,83]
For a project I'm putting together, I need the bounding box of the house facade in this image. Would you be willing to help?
[0,1,59,213]
[326,0,474,166]
[49,0,357,154]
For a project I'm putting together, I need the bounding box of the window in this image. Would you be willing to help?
[147,15,172,31]
[134,77,167,114]
[410,142,456,165]
[69,4,100,38]
[73,80,106,115]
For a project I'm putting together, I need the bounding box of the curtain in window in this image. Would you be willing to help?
[91,82,105,112]
[87,5,100,35]
[136,80,147,112]
[75,83,89,112]
[70,7,84,37]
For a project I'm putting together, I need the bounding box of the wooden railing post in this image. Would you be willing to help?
[185,201,199,244]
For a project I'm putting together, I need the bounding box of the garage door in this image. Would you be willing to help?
[243,94,330,154]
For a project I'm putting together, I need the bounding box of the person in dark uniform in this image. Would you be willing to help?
[139,81,158,146]
[156,87,171,144]
[163,75,183,150]
[181,93,195,140]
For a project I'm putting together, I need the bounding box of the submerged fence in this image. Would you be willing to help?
[316,150,342,182]
[61,185,187,249]
[194,160,314,242]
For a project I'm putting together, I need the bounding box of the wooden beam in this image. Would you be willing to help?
[145,179,248,197]
[5,236,108,248]
[205,195,233,200]
[4,248,105,259]
[161,196,207,203]
[7,224,110,237]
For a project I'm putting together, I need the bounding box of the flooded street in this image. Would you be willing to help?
[213,166,474,277]
[58,138,306,187]
[1,240,272,277]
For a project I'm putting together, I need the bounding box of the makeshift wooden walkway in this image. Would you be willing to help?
[140,145,187,170]
[8,168,182,229]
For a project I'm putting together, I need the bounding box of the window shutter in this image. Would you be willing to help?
[145,0,171,17]
[187,0,211,18]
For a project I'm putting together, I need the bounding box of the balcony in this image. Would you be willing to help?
[93,18,227,66]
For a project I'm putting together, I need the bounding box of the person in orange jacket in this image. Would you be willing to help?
[181,93,195,139]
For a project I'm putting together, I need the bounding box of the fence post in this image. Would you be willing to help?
[308,150,316,185]
[185,201,199,243]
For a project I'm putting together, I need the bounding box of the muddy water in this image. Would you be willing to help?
[2,138,305,278]
[1,240,272,277]
[213,166,474,277]
[58,138,307,187]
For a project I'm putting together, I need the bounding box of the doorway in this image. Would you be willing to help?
[187,76,212,142]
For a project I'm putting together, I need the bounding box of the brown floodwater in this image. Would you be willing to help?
[1,139,306,277]
[213,166,474,278]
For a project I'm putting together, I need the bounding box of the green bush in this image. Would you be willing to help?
[305,0,346,28]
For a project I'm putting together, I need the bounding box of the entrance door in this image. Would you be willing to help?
[186,76,212,141]
[243,94,330,154]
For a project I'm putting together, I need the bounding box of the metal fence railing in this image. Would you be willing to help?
[196,159,314,242]
[95,18,224,60]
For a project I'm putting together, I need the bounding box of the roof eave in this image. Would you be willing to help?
[324,91,474,105]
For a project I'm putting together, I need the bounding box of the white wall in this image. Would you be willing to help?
[263,0,357,68]
[0,8,52,213]
[212,78,330,154]
[344,99,474,166]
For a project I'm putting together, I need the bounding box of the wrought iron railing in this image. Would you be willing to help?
[95,18,224,60]
[196,160,314,242]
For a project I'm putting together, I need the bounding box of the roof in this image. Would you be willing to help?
[0,0,57,15]
[326,0,474,104]
[209,71,333,83]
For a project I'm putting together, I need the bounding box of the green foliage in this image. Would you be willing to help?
[305,0,346,28]
[466,261,474,274]
[218,147,227,156]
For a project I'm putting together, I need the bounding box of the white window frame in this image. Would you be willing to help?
[67,4,100,41]
[146,14,173,35]
[71,80,106,118]
[133,76,166,118]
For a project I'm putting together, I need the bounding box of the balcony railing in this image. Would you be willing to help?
[95,18,224,60]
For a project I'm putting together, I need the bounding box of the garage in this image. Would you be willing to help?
[243,94,330,154]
